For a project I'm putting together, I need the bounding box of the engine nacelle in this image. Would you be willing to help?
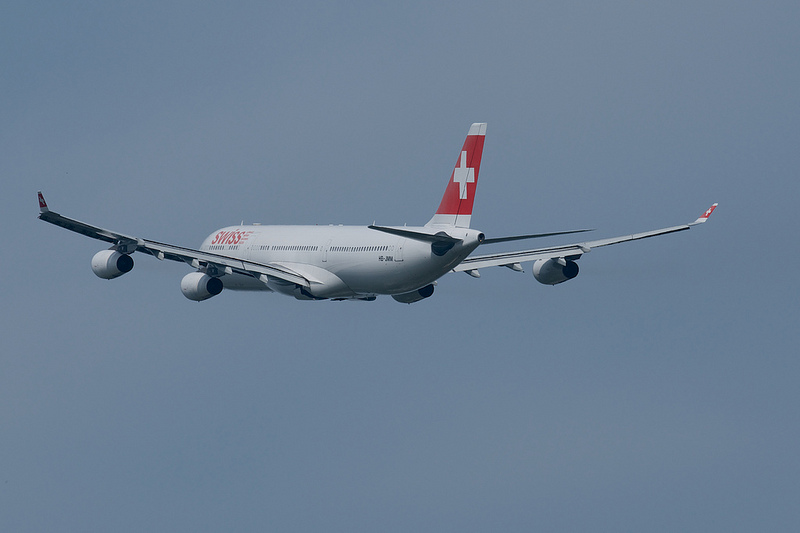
[91,250,134,279]
[391,284,435,304]
[532,258,579,285]
[181,272,224,301]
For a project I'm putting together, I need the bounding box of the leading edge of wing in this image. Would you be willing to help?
[136,240,310,287]
[454,203,718,272]
[37,192,310,287]
[38,192,135,245]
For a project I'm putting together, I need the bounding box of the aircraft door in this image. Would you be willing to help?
[394,238,405,262]
[322,239,331,262]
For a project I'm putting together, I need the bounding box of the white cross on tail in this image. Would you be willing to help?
[453,151,475,199]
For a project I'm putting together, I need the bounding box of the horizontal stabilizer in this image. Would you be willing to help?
[482,228,594,245]
[368,225,462,244]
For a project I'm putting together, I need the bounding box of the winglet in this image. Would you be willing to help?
[38,191,49,214]
[689,203,718,226]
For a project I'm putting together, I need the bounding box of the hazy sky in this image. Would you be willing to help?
[3,1,799,531]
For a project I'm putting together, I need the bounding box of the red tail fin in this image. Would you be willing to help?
[426,123,486,228]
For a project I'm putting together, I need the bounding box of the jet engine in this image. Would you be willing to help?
[181,272,224,301]
[391,284,435,304]
[532,258,579,285]
[91,250,134,279]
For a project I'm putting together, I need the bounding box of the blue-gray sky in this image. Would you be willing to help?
[3,1,799,531]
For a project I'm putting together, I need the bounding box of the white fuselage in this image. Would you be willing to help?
[199,224,483,299]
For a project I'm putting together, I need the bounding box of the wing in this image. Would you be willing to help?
[37,192,310,287]
[453,204,718,273]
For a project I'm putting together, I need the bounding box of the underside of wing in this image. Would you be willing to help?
[454,243,588,272]
[37,192,310,288]
[454,204,718,280]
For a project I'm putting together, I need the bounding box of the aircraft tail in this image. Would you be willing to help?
[426,123,486,228]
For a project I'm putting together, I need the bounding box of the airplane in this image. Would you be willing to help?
[38,123,717,304]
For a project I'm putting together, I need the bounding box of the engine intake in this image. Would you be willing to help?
[532,258,579,285]
[181,272,224,301]
[91,250,134,279]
